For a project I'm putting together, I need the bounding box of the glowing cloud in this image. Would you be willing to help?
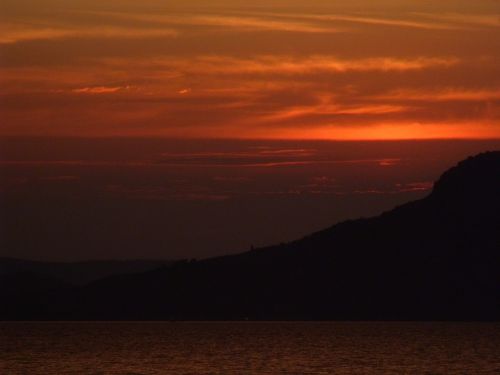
[72,86,125,94]
[0,24,178,44]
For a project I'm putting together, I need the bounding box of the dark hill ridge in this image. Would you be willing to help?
[2,152,499,320]
[0,258,174,285]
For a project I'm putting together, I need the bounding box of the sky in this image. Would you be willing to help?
[1,1,500,260]
[1,0,500,139]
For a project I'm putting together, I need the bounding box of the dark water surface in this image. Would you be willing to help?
[1,322,499,374]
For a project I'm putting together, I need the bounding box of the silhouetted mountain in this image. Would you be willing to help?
[0,258,173,285]
[2,152,499,320]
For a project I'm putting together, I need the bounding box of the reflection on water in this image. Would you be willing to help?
[1,322,499,374]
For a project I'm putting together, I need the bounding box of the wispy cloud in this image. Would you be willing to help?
[71,86,129,94]
[101,55,460,76]
[239,10,499,30]
[0,23,178,44]
[0,154,406,169]
[333,105,409,115]
[307,14,459,30]
[245,12,460,31]
[103,184,231,201]
[413,13,500,28]
[155,148,318,167]
[376,88,500,102]
[195,55,459,74]
[74,11,344,34]
[262,101,409,122]
[395,181,434,192]
[187,15,343,33]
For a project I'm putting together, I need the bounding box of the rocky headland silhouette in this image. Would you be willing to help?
[1,152,499,320]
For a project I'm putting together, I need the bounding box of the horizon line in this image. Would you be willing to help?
[2,136,500,143]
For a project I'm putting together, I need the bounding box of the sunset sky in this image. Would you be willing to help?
[2,0,500,139]
[1,1,500,260]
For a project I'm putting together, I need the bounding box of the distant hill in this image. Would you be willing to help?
[0,258,173,285]
[1,152,499,320]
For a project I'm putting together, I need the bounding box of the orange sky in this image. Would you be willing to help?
[1,0,500,140]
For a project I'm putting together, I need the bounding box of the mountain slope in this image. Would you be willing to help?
[0,258,173,285]
[2,152,499,320]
